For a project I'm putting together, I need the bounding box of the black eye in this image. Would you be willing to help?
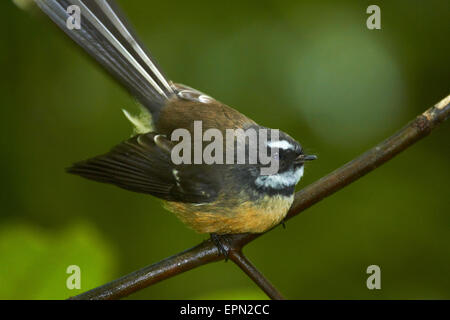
[287,149,299,159]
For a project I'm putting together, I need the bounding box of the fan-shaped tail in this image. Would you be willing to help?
[34,0,175,119]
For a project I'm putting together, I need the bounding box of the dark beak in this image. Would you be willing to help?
[295,154,317,163]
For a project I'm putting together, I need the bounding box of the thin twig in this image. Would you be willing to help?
[70,95,450,300]
[229,250,285,300]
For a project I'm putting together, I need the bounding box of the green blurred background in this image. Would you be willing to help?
[1,0,449,299]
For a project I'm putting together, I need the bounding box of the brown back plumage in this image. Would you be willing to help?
[156,96,257,136]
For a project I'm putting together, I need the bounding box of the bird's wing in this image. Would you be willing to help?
[34,0,174,119]
[67,133,221,203]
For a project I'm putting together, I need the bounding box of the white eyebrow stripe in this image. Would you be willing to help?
[72,0,167,98]
[267,140,295,150]
[255,166,304,189]
[95,0,174,95]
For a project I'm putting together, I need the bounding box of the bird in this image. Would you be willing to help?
[34,0,317,255]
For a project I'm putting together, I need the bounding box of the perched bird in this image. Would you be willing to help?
[34,0,316,254]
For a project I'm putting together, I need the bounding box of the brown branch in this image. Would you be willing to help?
[228,250,285,300]
[70,95,450,300]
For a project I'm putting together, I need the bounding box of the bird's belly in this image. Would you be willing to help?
[164,194,294,234]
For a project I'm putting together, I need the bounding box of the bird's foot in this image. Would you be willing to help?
[210,233,232,261]
[281,219,287,229]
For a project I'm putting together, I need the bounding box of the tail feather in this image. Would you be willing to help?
[34,0,174,118]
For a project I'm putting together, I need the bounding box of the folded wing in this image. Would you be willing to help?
[67,133,220,203]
